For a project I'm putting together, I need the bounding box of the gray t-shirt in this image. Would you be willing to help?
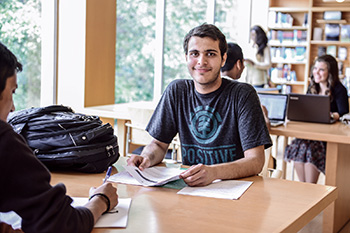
[146,78,272,166]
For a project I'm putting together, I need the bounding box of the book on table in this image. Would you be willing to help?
[123,165,183,186]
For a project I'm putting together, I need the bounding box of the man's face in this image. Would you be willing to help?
[186,36,226,93]
[0,74,17,121]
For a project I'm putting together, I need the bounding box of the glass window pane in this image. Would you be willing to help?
[0,0,41,110]
[115,0,156,104]
[163,0,207,91]
[215,0,238,42]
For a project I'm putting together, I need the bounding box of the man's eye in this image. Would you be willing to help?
[208,53,216,56]
[190,52,198,57]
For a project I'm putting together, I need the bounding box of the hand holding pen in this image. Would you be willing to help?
[103,166,113,183]
[88,166,118,216]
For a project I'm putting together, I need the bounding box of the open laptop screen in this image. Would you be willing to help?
[287,93,334,124]
[258,93,288,122]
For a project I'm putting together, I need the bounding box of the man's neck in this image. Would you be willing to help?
[194,76,222,94]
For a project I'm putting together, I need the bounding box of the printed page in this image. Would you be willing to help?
[71,197,132,228]
[177,180,253,200]
[123,165,183,186]
[108,170,143,186]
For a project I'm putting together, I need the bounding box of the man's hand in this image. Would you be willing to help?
[180,164,216,186]
[127,154,151,171]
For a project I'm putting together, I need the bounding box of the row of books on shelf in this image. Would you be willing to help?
[313,24,350,42]
[268,11,308,28]
[270,46,306,63]
[342,75,350,96]
[318,46,347,60]
[270,64,297,84]
[269,30,307,45]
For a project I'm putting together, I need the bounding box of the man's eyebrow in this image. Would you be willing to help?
[188,49,219,53]
[206,49,219,53]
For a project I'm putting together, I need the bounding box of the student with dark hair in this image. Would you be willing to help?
[128,23,272,187]
[245,25,271,88]
[221,42,270,130]
[221,42,245,80]
[284,54,349,183]
[0,42,119,233]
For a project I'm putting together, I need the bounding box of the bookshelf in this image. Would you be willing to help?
[268,0,350,94]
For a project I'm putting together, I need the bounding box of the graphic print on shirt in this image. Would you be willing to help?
[182,105,237,165]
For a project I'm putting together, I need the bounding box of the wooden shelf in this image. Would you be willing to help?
[311,7,350,12]
[269,26,308,30]
[269,7,309,12]
[271,60,307,64]
[316,19,347,24]
[269,0,350,94]
[272,81,305,85]
[269,41,308,47]
[310,40,350,44]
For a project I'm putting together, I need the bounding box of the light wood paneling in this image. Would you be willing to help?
[85,0,116,107]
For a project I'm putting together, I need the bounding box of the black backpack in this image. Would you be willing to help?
[8,105,119,173]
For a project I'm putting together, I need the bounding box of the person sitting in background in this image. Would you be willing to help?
[244,25,271,88]
[284,54,349,183]
[221,42,275,170]
[0,42,118,233]
[127,23,272,187]
[221,42,270,130]
[221,42,245,80]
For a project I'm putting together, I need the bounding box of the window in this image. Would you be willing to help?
[115,0,156,103]
[0,0,42,110]
[115,0,248,104]
[163,0,207,90]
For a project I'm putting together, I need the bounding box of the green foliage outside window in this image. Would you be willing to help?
[0,0,41,110]
[116,0,156,104]
[116,0,238,104]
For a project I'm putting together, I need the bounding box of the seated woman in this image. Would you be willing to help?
[284,54,349,183]
[0,42,118,233]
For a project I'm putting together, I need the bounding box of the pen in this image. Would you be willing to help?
[103,166,113,183]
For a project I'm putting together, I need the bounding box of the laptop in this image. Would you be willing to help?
[258,93,288,127]
[287,93,335,124]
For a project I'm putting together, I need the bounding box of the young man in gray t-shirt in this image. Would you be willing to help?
[128,23,272,187]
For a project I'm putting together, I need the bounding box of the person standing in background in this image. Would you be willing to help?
[284,54,349,183]
[244,25,271,88]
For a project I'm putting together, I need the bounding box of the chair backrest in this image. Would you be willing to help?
[260,147,282,179]
[127,104,154,146]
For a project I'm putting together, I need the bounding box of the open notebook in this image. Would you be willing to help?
[258,93,288,127]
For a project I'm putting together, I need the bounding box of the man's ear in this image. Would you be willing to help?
[221,53,227,67]
[236,60,243,70]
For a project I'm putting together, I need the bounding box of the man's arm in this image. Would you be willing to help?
[127,138,170,170]
[180,145,265,186]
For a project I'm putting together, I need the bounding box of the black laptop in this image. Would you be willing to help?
[258,93,288,127]
[287,93,335,124]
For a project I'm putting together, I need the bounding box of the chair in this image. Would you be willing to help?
[260,135,283,179]
[125,104,181,162]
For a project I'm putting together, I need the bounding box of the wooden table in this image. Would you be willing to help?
[50,159,337,233]
[270,121,350,233]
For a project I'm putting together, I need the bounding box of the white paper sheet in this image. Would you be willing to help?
[71,197,132,228]
[177,180,253,200]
